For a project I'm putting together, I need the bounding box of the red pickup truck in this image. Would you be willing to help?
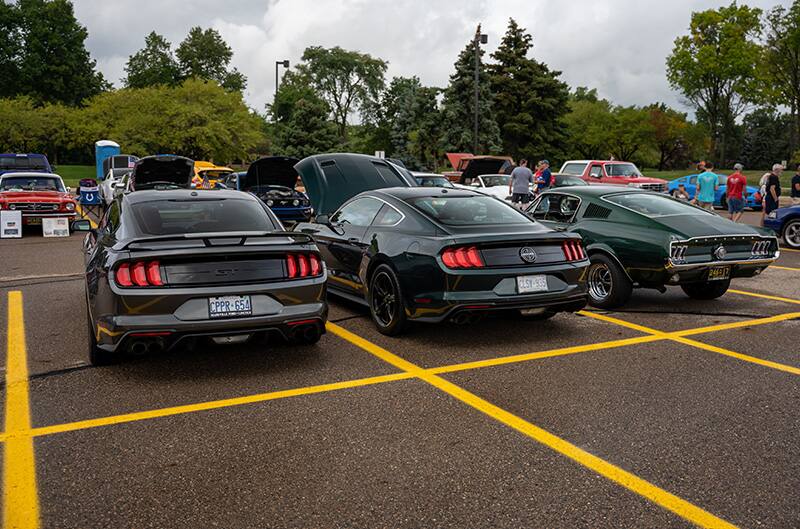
[559,160,667,192]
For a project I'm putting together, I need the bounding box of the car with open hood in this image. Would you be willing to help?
[128,155,194,191]
[192,161,233,189]
[73,187,328,365]
[0,172,77,227]
[526,186,779,308]
[292,153,589,335]
[227,157,312,222]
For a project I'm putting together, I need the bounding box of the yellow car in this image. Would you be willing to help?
[192,161,234,189]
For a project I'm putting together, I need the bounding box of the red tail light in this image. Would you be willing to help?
[286,253,323,279]
[442,246,485,269]
[562,240,586,261]
[115,260,165,288]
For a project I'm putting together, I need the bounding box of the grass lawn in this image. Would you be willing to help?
[53,165,95,189]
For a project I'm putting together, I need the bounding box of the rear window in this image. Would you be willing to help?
[604,193,710,217]
[0,176,63,191]
[407,195,531,226]
[131,198,278,235]
[561,163,587,176]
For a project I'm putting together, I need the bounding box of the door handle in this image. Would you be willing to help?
[347,237,361,244]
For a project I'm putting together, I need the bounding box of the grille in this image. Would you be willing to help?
[9,202,59,211]
[583,203,612,219]
[641,183,666,192]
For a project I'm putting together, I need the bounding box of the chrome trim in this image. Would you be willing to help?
[22,212,76,217]
[666,257,777,270]
[667,235,779,267]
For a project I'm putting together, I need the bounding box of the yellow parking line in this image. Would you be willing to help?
[3,291,40,529]
[780,247,800,253]
[673,312,800,337]
[581,311,800,375]
[74,204,98,229]
[771,265,800,272]
[327,322,738,529]
[729,289,800,306]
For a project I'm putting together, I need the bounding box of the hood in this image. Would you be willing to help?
[0,190,71,202]
[295,153,416,216]
[630,176,668,184]
[130,155,194,190]
[653,214,762,239]
[459,157,514,184]
[242,157,300,190]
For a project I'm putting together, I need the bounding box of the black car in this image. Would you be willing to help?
[293,153,589,335]
[73,188,328,365]
[128,155,195,191]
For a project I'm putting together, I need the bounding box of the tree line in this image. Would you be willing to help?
[0,0,798,172]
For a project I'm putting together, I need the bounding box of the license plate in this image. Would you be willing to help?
[517,275,549,294]
[27,218,42,225]
[707,266,730,281]
[208,295,252,318]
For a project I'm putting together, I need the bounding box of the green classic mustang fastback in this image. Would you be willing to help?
[526,186,779,308]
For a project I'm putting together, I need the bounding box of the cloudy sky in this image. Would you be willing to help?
[73,0,779,114]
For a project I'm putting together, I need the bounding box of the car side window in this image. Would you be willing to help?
[331,197,384,227]
[531,194,580,223]
[689,176,697,185]
[589,165,603,178]
[372,204,404,227]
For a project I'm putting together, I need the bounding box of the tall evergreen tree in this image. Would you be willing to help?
[0,2,21,98]
[15,0,107,105]
[124,31,181,88]
[489,18,570,161]
[176,27,246,92]
[440,25,501,154]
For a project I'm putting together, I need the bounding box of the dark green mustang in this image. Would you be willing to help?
[526,186,779,308]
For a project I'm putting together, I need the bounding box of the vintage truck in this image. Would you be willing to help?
[559,160,667,192]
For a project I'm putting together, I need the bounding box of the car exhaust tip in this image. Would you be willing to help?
[451,313,471,325]
[128,341,148,355]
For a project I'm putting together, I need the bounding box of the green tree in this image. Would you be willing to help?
[564,88,614,159]
[764,2,800,156]
[0,97,81,162]
[0,2,21,98]
[666,2,764,165]
[298,46,387,142]
[489,18,570,161]
[124,31,181,88]
[176,27,246,92]
[14,0,107,105]
[740,108,792,169]
[441,25,501,154]
[409,86,445,171]
[607,105,654,162]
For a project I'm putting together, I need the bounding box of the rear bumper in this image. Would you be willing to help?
[21,212,77,223]
[637,258,777,285]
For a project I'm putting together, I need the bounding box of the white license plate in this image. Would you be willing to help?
[208,295,252,318]
[707,266,730,281]
[517,275,549,294]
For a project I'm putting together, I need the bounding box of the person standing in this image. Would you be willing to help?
[792,164,800,206]
[726,163,747,223]
[509,159,534,208]
[535,160,552,192]
[695,161,719,211]
[764,163,784,223]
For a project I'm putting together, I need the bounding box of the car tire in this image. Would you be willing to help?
[368,264,409,336]
[586,253,632,309]
[782,219,800,249]
[86,305,115,366]
[680,279,731,300]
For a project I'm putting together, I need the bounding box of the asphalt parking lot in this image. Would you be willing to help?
[1,211,799,529]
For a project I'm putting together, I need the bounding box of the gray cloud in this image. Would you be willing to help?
[74,0,778,114]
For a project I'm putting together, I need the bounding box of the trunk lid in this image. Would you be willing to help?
[654,214,763,239]
[458,157,514,184]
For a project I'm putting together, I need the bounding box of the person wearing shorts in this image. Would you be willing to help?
[509,159,534,208]
[695,161,719,211]
[726,163,747,222]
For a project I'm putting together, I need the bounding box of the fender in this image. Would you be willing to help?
[584,242,635,283]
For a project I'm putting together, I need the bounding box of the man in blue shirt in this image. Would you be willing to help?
[695,161,719,211]
[537,160,552,192]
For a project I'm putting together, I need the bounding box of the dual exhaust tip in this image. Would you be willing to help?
[127,339,164,355]
[450,312,484,325]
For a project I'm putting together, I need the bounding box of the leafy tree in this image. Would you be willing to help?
[441,25,501,154]
[408,86,445,171]
[0,97,81,162]
[0,2,21,98]
[176,27,246,92]
[607,105,654,162]
[740,108,792,169]
[124,31,181,88]
[645,104,694,170]
[763,2,800,156]
[489,18,569,161]
[13,0,107,105]
[666,3,764,165]
[298,46,387,142]
[564,88,614,159]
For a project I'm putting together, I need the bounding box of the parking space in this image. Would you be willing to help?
[1,230,799,528]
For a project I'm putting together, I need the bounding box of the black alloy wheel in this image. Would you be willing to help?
[368,264,408,336]
[586,253,633,309]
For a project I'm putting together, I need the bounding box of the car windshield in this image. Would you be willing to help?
[604,192,710,217]
[605,163,642,177]
[416,177,454,188]
[560,163,587,176]
[0,176,63,192]
[0,156,47,171]
[407,195,532,225]
[131,198,277,235]
[200,170,232,180]
[481,175,511,187]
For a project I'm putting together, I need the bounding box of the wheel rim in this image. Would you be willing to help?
[786,223,800,247]
[371,271,397,327]
[588,262,613,301]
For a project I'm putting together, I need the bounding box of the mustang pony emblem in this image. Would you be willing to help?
[519,247,537,263]
[713,245,727,260]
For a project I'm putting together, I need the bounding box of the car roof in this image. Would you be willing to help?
[0,172,61,179]
[371,186,487,200]
[123,189,255,204]
[542,185,646,197]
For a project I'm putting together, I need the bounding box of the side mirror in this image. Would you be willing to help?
[71,219,93,232]
[114,182,126,189]
[315,214,330,225]
[470,181,481,187]
[590,172,602,179]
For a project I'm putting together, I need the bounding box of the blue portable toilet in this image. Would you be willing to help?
[95,140,120,180]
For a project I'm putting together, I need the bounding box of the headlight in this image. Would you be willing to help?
[9,204,16,210]
[627,182,643,188]
[292,199,300,206]
[65,202,75,211]
[767,211,777,219]
[266,199,274,206]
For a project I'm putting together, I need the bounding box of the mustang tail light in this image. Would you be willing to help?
[115,261,164,288]
[751,240,771,257]
[441,246,485,269]
[561,240,586,261]
[670,244,688,264]
[286,253,323,279]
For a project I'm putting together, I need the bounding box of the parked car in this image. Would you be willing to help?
[293,153,589,335]
[667,173,762,210]
[226,157,312,222]
[413,173,455,188]
[0,172,77,227]
[454,173,513,201]
[128,155,194,191]
[0,153,53,176]
[559,160,668,192]
[526,186,779,308]
[442,153,515,183]
[100,168,132,207]
[192,161,233,189]
[764,205,800,249]
[73,187,327,365]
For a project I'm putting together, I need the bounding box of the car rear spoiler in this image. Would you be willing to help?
[115,231,315,251]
